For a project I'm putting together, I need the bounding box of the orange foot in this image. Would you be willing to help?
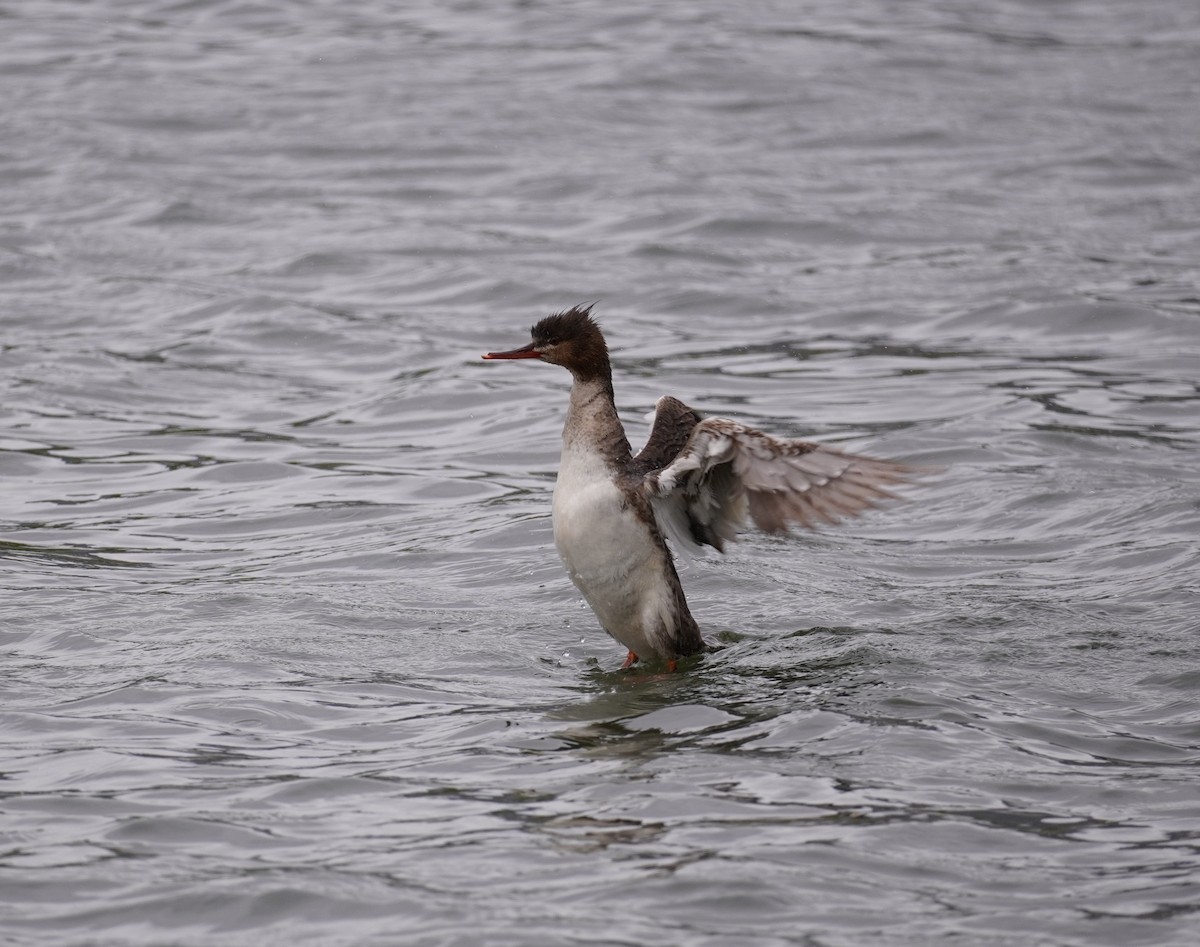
[620,652,679,673]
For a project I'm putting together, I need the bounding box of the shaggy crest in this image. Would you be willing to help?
[530,304,611,382]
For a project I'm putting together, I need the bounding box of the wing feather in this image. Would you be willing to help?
[644,416,918,546]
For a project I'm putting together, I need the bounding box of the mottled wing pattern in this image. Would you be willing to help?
[645,417,915,547]
[632,397,746,553]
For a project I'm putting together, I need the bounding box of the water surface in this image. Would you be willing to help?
[2,1,1199,945]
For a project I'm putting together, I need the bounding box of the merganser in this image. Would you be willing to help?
[483,305,915,670]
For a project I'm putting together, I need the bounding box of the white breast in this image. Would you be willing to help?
[551,440,677,659]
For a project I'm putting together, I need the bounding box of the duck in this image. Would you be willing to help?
[483,305,916,670]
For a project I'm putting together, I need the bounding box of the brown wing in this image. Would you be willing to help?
[631,397,746,552]
[630,395,702,476]
[645,417,917,544]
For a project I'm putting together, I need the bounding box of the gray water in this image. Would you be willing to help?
[3,1,1200,945]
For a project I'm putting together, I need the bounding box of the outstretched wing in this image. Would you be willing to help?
[643,415,916,551]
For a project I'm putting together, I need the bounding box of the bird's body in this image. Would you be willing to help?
[550,372,704,663]
[483,306,914,669]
